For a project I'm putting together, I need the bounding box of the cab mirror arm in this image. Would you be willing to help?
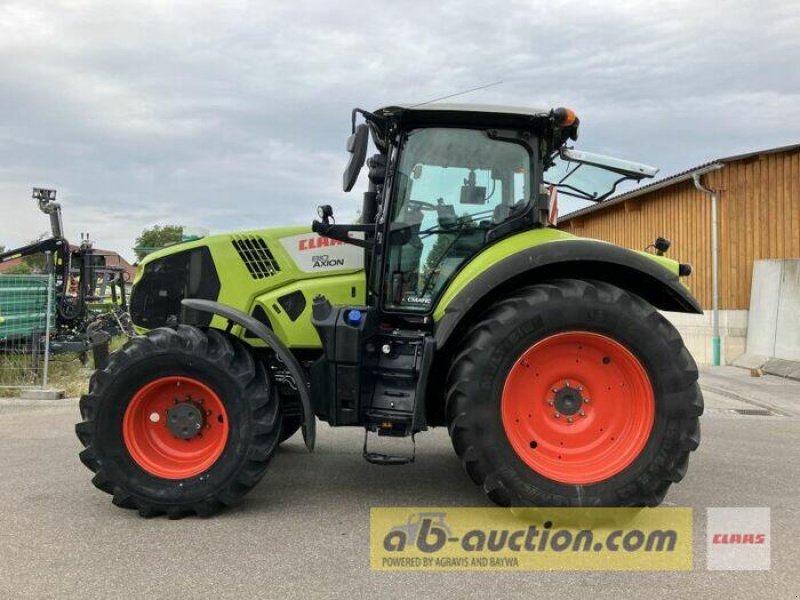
[311,220,375,250]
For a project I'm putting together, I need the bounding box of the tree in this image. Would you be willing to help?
[5,262,33,275]
[22,233,49,273]
[133,225,184,261]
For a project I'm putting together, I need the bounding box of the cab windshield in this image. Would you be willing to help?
[384,127,531,312]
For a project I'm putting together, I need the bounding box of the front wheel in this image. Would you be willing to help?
[446,279,702,507]
[75,326,282,518]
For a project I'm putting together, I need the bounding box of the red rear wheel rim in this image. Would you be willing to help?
[123,376,229,479]
[501,332,655,485]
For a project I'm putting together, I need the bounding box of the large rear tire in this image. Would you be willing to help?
[446,279,702,507]
[75,326,281,518]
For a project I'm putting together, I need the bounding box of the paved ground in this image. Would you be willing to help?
[0,368,798,599]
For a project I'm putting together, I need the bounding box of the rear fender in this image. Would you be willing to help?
[433,238,701,349]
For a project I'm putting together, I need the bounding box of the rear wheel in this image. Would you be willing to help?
[446,279,702,507]
[76,326,281,518]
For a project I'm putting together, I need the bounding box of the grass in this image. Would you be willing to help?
[0,336,127,398]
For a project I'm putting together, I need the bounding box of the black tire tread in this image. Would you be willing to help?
[445,279,703,507]
[75,325,281,519]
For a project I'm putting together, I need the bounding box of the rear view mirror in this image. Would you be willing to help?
[343,124,369,192]
[459,170,487,205]
[460,185,487,205]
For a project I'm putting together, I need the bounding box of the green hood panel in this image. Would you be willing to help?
[132,226,366,348]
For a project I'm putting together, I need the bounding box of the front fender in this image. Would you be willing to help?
[433,238,701,348]
[181,298,315,452]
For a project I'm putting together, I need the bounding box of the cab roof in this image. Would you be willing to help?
[374,102,554,129]
[376,103,550,117]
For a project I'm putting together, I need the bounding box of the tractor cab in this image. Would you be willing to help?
[314,103,657,318]
[308,104,660,461]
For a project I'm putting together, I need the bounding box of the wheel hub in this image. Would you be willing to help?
[123,376,229,479]
[553,385,584,416]
[166,400,206,440]
[501,331,655,485]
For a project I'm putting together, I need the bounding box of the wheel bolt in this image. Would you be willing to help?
[579,410,586,417]
[567,417,573,423]
[554,412,561,419]
[547,399,554,406]
[551,388,558,393]
[576,386,583,392]
[584,398,590,403]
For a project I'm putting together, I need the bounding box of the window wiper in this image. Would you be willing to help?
[417,224,478,298]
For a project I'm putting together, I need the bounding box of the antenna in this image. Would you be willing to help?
[408,80,504,109]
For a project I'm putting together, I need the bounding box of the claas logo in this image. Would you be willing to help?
[711,533,766,545]
[298,236,345,251]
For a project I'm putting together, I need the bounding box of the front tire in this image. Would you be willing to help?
[75,326,281,518]
[446,279,702,507]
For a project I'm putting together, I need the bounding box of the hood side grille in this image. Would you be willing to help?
[232,236,280,279]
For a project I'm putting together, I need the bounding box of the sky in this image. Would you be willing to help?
[0,0,798,262]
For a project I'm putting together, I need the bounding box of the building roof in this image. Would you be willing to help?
[69,245,137,281]
[0,256,26,273]
[0,246,135,280]
[560,143,800,222]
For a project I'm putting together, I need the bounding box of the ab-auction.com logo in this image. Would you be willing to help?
[384,512,677,555]
[372,508,691,571]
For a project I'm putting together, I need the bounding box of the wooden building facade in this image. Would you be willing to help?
[559,144,800,310]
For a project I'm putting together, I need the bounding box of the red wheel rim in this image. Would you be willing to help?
[501,332,655,485]
[123,376,229,479]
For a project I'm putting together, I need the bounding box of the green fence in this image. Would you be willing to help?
[0,274,55,390]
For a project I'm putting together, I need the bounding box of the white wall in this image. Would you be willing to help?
[656,260,800,369]
[744,259,800,361]
[661,310,749,367]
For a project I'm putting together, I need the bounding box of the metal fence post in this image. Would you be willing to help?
[42,252,53,390]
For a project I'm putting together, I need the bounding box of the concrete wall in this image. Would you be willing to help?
[661,310,749,367]
[744,259,800,361]
[661,260,800,368]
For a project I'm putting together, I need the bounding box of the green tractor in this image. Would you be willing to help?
[76,104,703,518]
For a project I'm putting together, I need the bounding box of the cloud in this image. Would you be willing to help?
[0,0,797,260]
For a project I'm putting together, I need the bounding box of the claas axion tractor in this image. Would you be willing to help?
[76,104,703,518]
